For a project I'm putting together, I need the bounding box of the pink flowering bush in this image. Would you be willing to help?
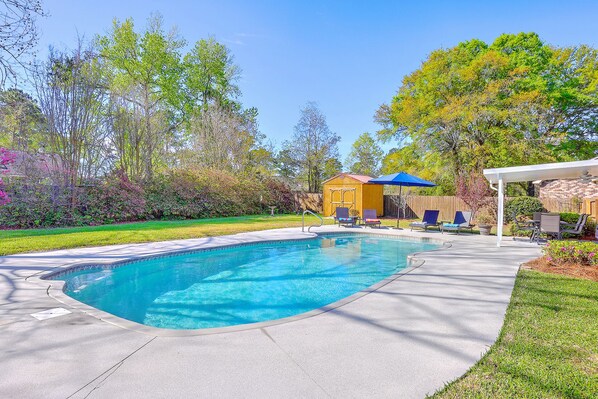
[0,165,297,228]
[263,177,296,213]
[0,179,76,227]
[83,170,146,224]
[0,148,16,205]
[543,240,598,266]
[456,173,493,222]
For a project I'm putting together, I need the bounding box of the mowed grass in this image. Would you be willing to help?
[0,214,337,255]
[0,216,490,256]
[431,269,598,399]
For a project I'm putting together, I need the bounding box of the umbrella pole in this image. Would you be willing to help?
[396,185,402,229]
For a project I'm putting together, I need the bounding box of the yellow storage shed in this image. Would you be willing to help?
[322,173,384,217]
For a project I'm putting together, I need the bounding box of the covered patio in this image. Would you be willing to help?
[483,158,598,247]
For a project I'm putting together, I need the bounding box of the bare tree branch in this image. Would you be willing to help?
[0,0,46,87]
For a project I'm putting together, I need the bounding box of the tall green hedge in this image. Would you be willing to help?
[505,196,545,222]
[0,169,297,228]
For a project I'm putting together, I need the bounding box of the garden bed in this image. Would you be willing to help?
[525,239,598,282]
[523,256,598,282]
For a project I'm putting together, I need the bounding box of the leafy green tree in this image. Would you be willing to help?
[282,102,340,192]
[382,144,453,194]
[323,157,343,180]
[547,45,598,158]
[275,147,300,182]
[248,144,275,175]
[346,132,383,176]
[377,32,598,192]
[180,39,268,174]
[180,104,266,172]
[0,89,45,151]
[98,14,185,180]
[183,38,241,112]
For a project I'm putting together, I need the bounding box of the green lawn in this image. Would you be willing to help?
[431,269,598,399]
[0,216,489,256]
[0,215,422,256]
[0,214,338,256]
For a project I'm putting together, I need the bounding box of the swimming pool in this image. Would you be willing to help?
[50,234,439,330]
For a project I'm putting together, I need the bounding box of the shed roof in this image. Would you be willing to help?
[323,173,374,185]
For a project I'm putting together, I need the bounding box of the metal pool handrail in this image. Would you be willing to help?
[302,210,323,232]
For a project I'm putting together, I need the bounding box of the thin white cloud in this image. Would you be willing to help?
[221,32,268,46]
[236,32,266,38]
[222,38,245,46]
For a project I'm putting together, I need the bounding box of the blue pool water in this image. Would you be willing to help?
[52,235,438,330]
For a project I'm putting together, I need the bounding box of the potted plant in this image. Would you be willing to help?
[477,213,493,236]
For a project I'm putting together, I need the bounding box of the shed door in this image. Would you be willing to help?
[329,188,356,213]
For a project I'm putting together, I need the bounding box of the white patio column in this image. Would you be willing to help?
[496,176,504,247]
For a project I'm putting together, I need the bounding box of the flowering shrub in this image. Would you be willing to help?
[83,170,146,224]
[145,169,222,219]
[263,177,296,213]
[0,167,297,228]
[0,148,16,205]
[0,179,74,227]
[144,169,291,220]
[456,173,492,222]
[543,240,598,266]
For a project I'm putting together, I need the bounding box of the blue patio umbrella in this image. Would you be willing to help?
[369,172,436,228]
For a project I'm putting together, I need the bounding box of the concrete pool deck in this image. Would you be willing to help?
[0,226,541,398]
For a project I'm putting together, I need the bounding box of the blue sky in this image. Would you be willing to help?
[36,0,598,160]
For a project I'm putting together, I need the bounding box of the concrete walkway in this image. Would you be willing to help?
[0,227,541,398]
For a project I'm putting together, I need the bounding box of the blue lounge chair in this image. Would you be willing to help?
[409,210,440,231]
[362,209,381,228]
[334,207,355,227]
[441,211,474,234]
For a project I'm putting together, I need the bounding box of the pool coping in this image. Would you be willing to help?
[29,229,451,337]
[2,226,544,398]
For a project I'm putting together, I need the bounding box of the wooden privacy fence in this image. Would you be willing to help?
[384,195,587,221]
[293,192,323,212]
[540,198,583,214]
[384,196,468,221]
[582,197,598,220]
[300,193,593,220]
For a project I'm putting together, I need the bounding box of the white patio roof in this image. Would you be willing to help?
[483,159,598,184]
[483,158,598,247]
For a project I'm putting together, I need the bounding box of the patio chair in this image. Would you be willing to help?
[561,214,588,238]
[441,211,474,234]
[512,212,537,242]
[532,212,543,223]
[538,213,562,241]
[561,213,584,230]
[409,210,440,231]
[334,207,355,227]
[362,209,381,228]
